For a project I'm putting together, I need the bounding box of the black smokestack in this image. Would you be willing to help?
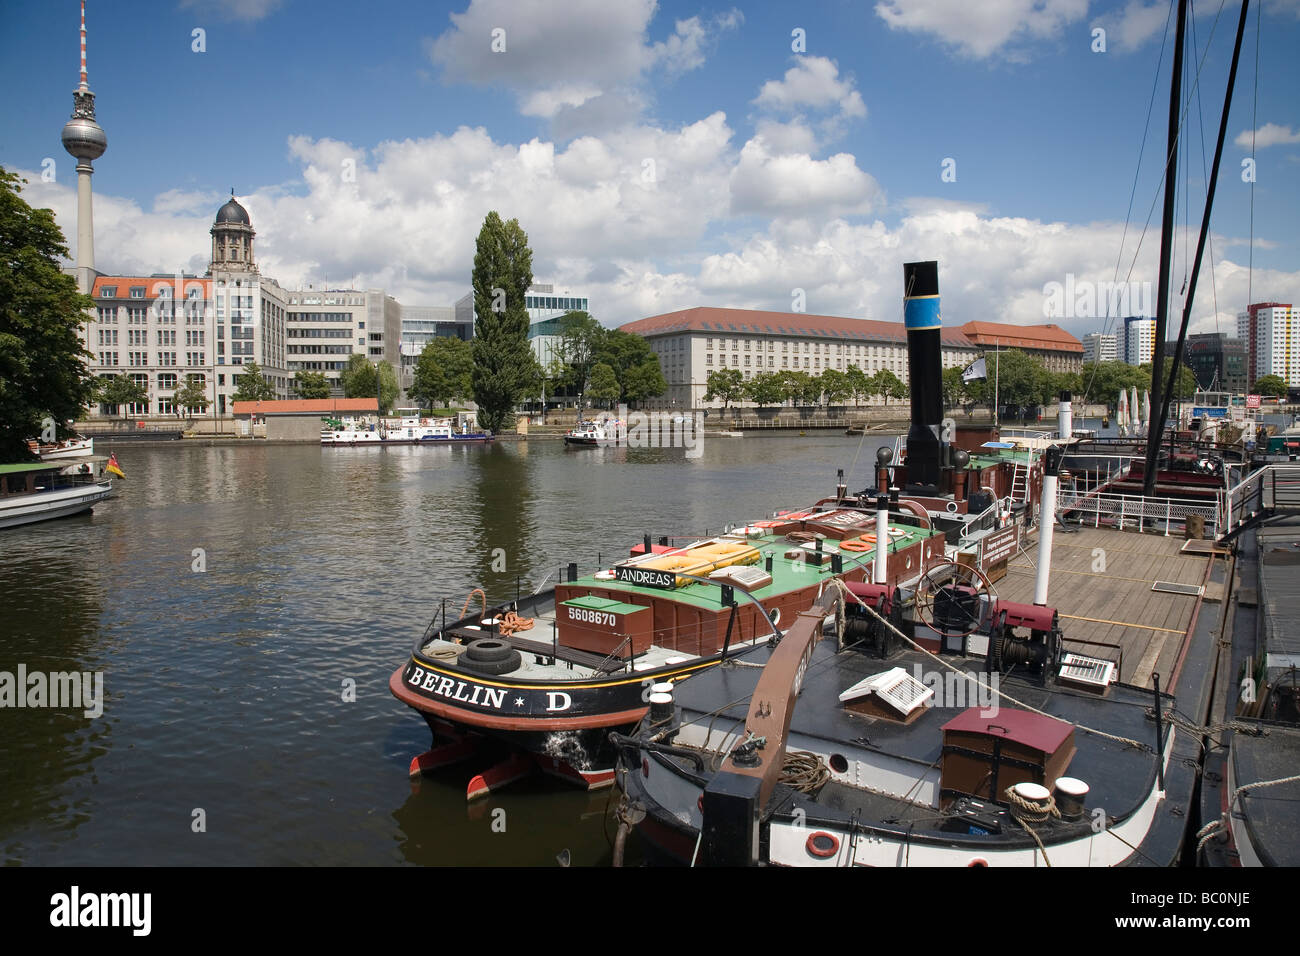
[903,260,942,491]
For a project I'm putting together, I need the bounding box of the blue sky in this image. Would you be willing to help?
[2,0,1298,342]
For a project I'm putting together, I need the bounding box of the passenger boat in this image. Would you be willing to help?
[608,259,1237,866]
[0,457,115,529]
[321,414,492,445]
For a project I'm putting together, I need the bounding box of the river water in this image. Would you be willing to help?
[0,431,898,866]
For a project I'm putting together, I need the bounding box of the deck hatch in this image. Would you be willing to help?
[1057,653,1116,690]
[839,667,934,718]
[1150,581,1205,596]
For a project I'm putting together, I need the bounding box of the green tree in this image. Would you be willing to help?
[942,365,967,409]
[0,168,100,459]
[743,371,785,407]
[411,336,472,408]
[339,354,398,412]
[1254,374,1288,398]
[870,369,908,406]
[596,328,666,405]
[470,212,534,432]
[621,360,667,406]
[556,311,604,393]
[820,368,853,405]
[983,349,1041,410]
[1078,360,1148,408]
[173,375,210,422]
[232,361,276,402]
[587,362,621,408]
[845,364,871,406]
[704,368,745,410]
[99,374,148,419]
[293,370,331,400]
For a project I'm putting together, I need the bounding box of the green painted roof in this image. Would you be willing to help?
[0,462,63,475]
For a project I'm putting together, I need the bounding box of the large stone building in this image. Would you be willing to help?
[84,198,403,419]
[958,322,1083,373]
[618,307,982,410]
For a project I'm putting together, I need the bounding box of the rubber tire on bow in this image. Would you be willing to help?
[465,638,513,663]
[459,649,523,675]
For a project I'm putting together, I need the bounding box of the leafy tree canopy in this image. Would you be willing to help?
[0,167,99,459]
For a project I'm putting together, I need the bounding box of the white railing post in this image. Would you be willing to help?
[1165,498,1171,536]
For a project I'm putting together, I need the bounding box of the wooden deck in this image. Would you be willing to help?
[995,526,1217,688]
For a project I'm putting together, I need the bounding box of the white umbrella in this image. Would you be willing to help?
[1117,389,1130,436]
[1142,390,1152,435]
[1131,386,1141,437]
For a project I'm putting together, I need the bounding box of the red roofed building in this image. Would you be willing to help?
[958,322,1083,373]
[618,307,981,409]
[231,398,379,440]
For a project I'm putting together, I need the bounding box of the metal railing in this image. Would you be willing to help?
[1057,488,1219,537]
[1218,463,1300,538]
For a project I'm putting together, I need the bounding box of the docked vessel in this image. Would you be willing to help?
[609,260,1235,866]
[390,513,947,796]
[27,436,94,460]
[321,413,492,445]
[563,419,621,446]
[390,260,1052,801]
[0,456,115,529]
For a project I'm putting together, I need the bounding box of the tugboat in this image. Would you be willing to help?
[609,259,1235,866]
[389,265,1061,801]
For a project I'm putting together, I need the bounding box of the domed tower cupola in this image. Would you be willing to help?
[208,190,257,274]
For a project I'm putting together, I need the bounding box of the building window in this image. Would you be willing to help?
[129,287,145,298]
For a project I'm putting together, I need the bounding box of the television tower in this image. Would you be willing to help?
[60,1,107,293]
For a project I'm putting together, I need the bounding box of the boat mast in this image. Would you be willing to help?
[1147,0,1252,467]
[1143,0,1189,495]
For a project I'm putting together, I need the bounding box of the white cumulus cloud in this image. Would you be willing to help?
[874,0,1089,59]
[1235,123,1300,150]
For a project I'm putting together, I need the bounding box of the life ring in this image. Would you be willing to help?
[968,857,989,868]
[806,832,840,859]
[841,538,874,552]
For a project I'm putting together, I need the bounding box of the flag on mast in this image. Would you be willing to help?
[961,357,987,383]
[106,453,125,479]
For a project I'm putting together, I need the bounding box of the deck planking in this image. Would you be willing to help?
[994,526,1214,688]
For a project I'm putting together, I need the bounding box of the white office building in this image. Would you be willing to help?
[1123,317,1156,365]
[1082,332,1118,364]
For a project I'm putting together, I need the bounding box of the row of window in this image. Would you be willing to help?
[703,354,907,373]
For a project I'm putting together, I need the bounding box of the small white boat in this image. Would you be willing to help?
[564,420,620,446]
[27,437,94,460]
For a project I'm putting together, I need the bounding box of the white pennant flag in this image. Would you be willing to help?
[962,357,987,383]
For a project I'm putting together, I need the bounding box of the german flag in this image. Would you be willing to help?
[106,453,125,479]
